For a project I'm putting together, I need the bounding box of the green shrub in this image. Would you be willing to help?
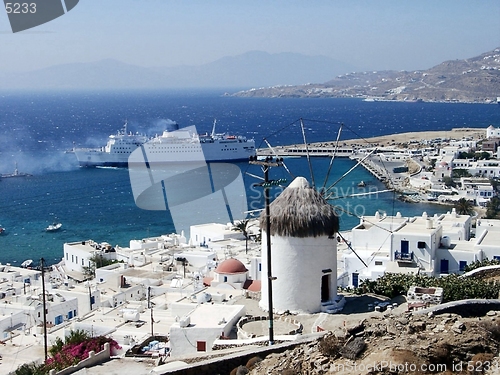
[357,272,500,302]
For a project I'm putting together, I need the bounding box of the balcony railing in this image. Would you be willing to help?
[395,251,414,262]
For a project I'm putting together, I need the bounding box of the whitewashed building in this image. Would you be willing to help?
[341,210,476,286]
[189,223,244,247]
[168,303,245,358]
[486,125,500,139]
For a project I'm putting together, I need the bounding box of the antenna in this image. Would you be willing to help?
[263,139,295,178]
[299,118,315,189]
[321,123,344,192]
[323,148,378,197]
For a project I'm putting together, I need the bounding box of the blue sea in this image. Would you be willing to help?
[0,90,499,266]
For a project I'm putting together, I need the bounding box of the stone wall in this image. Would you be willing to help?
[160,334,324,375]
[414,299,500,317]
[236,315,302,339]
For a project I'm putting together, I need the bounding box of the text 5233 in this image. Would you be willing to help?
[5,3,37,14]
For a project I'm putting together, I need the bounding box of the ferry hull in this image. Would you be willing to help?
[75,146,255,167]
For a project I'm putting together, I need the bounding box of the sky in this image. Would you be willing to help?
[0,0,499,73]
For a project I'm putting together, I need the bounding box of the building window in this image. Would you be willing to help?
[196,341,206,352]
[66,253,68,260]
[417,241,426,249]
[459,261,467,272]
[375,261,383,266]
[494,256,500,261]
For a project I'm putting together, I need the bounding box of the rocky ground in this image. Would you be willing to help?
[243,308,500,375]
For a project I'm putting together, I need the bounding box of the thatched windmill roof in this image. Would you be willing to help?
[259,176,339,238]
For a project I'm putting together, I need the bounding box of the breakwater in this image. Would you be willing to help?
[257,145,355,157]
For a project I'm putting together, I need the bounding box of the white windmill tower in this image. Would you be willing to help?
[259,176,339,314]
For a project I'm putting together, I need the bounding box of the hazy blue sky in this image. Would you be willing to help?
[1,0,499,72]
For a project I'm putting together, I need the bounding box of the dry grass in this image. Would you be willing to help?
[467,353,495,374]
[318,334,343,358]
[391,349,426,374]
[479,320,500,342]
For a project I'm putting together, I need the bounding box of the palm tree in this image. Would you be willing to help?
[454,198,474,216]
[232,219,255,254]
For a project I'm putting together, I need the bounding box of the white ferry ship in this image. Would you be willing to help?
[74,121,256,167]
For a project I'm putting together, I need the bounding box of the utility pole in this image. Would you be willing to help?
[88,282,92,312]
[249,156,285,345]
[40,258,48,361]
[148,287,154,337]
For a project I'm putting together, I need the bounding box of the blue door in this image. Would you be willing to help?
[352,273,359,288]
[401,240,409,254]
[440,259,449,274]
[68,311,73,319]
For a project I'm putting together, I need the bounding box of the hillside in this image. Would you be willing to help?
[247,310,500,375]
[233,48,500,104]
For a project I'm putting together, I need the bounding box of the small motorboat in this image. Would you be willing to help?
[46,223,62,232]
[21,259,33,268]
[0,227,5,235]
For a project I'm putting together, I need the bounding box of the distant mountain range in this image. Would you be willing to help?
[0,51,357,90]
[233,48,500,104]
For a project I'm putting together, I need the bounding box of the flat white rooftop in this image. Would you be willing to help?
[182,303,245,329]
[478,230,500,247]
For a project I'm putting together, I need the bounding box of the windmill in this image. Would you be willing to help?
[244,117,403,342]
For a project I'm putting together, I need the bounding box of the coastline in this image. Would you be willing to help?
[340,127,486,147]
